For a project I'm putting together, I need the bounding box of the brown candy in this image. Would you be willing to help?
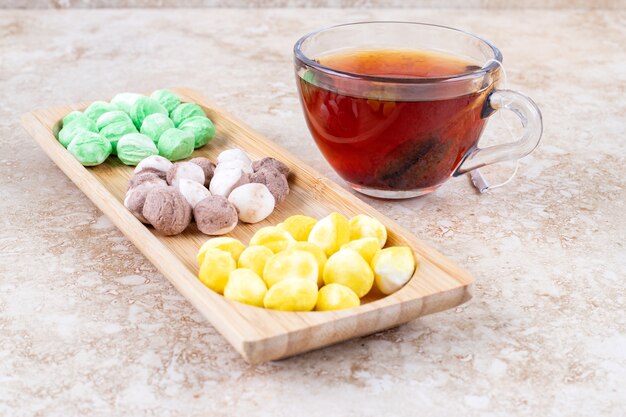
[128,170,167,189]
[189,157,216,186]
[194,195,238,235]
[249,167,289,204]
[124,182,165,223]
[252,157,289,176]
[142,186,192,236]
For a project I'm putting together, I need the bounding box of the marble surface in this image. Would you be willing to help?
[5,0,626,9]
[1,8,625,417]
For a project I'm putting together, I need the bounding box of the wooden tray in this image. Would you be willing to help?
[21,87,473,363]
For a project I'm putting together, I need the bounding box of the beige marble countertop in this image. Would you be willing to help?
[6,0,626,9]
[1,8,624,417]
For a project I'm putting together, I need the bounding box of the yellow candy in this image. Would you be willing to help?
[371,246,416,295]
[278,215,317,241]
[349,214,387,248]
[196,237,245,265]
[315,283,360,311]
[323,248,373,298]
[224,268,267,307]
[198,248,236,294]
[238,246,273,277]
[263,250,318,288]
[288,241,327,286]
[308,212,350,257]
[249,226,295,253]
[263,278,318,311]
[341,237,380,263]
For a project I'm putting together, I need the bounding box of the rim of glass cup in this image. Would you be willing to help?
[293,21,504,84]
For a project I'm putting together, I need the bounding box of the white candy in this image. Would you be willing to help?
[217,148,251,165]
[177,179,211,208]
[209,167,249,197]
[214,159,253,175]
[167,162,205,188]
[228,183,275,223]
[134,155,173,175]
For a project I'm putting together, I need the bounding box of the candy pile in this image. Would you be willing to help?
[57,89,215,166]
[124,149,290,235]
[196,213,417,311]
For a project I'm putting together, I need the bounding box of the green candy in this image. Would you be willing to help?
[67,131,112,166]
[151,89,181,114]
[96,110,132,130]
[170,103,206,127]
[58,115,97,148]
[96,111,137,154]
[62,111,84,127]
[58,126,84,148]
[110,92,142,114]
[84,101,118,122]
[116,133,158,166]
[130,97,168,129]
[157,128,194,161]
[140,113,174,144]
[179,116,215,149]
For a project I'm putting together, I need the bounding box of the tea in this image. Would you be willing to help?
[297,49,492,192]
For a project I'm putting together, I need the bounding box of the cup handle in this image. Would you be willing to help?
[454,89,543,175]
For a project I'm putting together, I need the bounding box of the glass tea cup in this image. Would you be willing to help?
[294,22,543,198]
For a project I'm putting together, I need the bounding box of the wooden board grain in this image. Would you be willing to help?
[21,87,473,363]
